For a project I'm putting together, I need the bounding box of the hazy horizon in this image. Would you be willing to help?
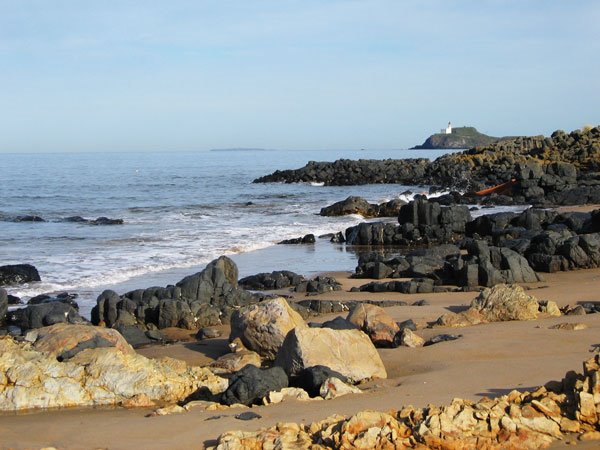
[1,0,599,153]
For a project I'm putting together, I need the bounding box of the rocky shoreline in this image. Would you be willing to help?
[2,128,600,448]
[255,126,600,207]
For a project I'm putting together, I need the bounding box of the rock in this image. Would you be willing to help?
[291,365,349,397]
[320,316,357,331]
[346,303,400,347]
[196,327,222,340]
[549,323,588,331]
[424,333,462,346]
[471,284,540,322]
[0,336,227,411]
[234,411,262,421]
[262,387,311,405]
[538,300,561,317]
[399,328,424,348]
[278,234,315,245]
[0,288,7,326]
[220,365,288,406]
[274,327,387,382]
[209,351,261,374]
[229,297,306,360]
[33,323,134,358]
[238,271,305,290]
[320,196,378,218]
[90,217,124,225]
[14,215,45,222]
[8,302,87,331]
[28,292,79,310]
[319,377,362,400]
[294,276,342,294]
[91,256,258,330]
[116,325,157,348]
[0,264,41,286]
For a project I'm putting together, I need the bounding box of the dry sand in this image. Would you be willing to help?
[2,269,600,449]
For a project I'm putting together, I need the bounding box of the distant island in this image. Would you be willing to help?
[412,123,511,149]
[209,148,274,152]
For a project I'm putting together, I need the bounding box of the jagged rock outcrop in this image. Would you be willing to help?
[0,335,227,411]
[345,196,471,246]
[91,257,260,331]
[210,355,600,449]
[7,301,88,332]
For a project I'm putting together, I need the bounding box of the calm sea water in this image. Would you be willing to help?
[1,148,455,316]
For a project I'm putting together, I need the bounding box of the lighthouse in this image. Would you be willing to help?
[440,122,452,134]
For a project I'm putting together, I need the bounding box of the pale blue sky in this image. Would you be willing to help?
[1,0,599,152]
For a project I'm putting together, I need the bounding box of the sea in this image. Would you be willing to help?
[1,148,520,318]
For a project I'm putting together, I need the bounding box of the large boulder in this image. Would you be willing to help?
[471,284,540,322]
[0,264,41,286]
[220,365,289,406]
[229,297,306,360]
[346,303,400,347]
[32,323,134,359]
[0,336,227,411]
[274,327,387,382]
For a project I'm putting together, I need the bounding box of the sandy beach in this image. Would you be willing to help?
[2,264,599,449]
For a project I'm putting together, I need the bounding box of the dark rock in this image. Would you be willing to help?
[0,288,7,326]
[116,325,154,348]
[28,292,79,310]
[424,334,462,346]
[8,302,86,331]
[196,327,222,340]
[14,215,45,222]
[330,232,346,243]
[398,319,417,331]
[7,294,21,305]
[291,365,349,397]
[0,264,41,286]
[220,365,289,406]
[234,412,262,421]
[320,316,357,331]
[294,276,341,294]
[90,217,124,225]
[320,196,378,218]
[57,335,115,361]
[278,234,316,245]
[239,271,305,290]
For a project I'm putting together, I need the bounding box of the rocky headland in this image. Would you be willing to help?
[254,125,600,206]
[412,126,510,149]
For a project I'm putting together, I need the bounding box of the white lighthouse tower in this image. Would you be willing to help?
[444,121,452,134]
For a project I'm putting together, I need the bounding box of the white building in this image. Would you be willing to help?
[440,121,452,134]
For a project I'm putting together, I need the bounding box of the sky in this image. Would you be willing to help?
[1,0,599,152]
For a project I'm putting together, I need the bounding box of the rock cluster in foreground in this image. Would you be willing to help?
[0,329,227,411]
[210,354,600,449]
